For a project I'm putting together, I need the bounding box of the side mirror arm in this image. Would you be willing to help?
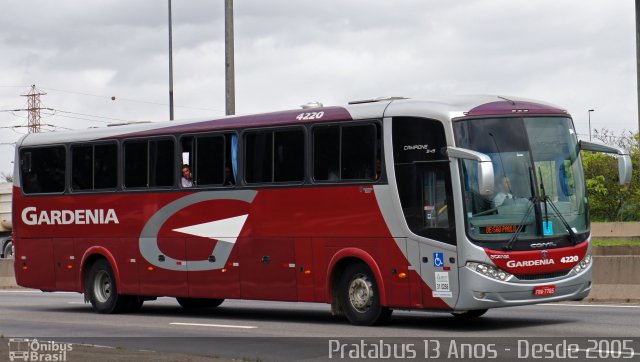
[580,140,632,187]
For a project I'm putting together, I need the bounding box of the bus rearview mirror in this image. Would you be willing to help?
[447,147,495,196]
[579,140,632,187]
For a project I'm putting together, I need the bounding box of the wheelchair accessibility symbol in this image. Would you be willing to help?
[433,252,444,267]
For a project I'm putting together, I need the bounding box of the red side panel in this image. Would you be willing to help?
[138,237,188,297]
[187,237,240,299]
[15,238,55,291]
[239,237,297,301]
[295,238,315,302]
[53,238,76,291]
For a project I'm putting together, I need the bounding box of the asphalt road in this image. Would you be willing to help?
[1,290,640,361]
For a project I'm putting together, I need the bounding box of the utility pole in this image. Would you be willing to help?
[168,0,175,120]
[21,85,45,133]
[225,0,235,115]
[636,0,640,132]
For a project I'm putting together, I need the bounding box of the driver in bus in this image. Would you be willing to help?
[492,175,514,207]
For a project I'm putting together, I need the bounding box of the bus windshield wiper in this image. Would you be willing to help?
[503,197,536,251]
[503,166,539,251]
[538,167,578,245]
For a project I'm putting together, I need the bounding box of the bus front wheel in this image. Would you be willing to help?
[339,262,391,326]
[85,259,130,314]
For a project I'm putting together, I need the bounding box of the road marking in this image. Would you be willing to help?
[540,303,640,309]
[74,343,116,349]
[0,290,77,294]
[170,322,257,329]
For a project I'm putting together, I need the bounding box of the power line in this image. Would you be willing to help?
[46,109,132,123]
[0,124,71,131]
[2,107,135,124]
[40,86,223,113]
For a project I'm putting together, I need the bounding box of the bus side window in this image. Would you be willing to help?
[124,141,148,188]
[274,129,304,182]
[94,144,117,189]
[20,146,66,194]
[195,135,225,186]
[313,122,380,182]
[72,143,117,191]
[245,128,304,184]
[313,126,340,181]
[124,139,174,188]
[71,145,93,190]
[245,132,272,183]
[342,124,376,180]
[149,139,174,187]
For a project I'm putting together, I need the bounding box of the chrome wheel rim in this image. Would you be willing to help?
[93,270,111,303]
[348,273,373,313]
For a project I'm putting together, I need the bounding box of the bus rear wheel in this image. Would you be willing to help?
[339,262,391,326]
[2,240,13,259]
[176,297,224,309]
[85,259,130,314]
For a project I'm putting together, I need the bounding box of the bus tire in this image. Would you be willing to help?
[2,240,13,259]
[339,262,391,326]
[85,259,129,314]
[451,309,488,319]
[176,297,224,309]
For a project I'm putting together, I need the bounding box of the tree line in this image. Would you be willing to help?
[583,129,639,221]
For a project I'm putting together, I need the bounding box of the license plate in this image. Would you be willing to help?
[533,285,556,297]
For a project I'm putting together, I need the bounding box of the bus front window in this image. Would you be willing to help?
[454,117,588,245]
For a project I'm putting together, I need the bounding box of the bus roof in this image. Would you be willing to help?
[17,95,567,147]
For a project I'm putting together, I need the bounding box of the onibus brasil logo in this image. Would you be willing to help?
[8,338,72,362]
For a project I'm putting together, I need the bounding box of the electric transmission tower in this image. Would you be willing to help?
[21,84,46,133]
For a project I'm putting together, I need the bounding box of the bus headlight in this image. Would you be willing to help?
[466,262,513,281]
[573,254,592,273]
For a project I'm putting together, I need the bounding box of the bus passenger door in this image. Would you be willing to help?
[419,243,459,309]
[416,163,459,308]
[238,237,297,301]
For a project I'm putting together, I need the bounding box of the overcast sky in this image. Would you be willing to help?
[0,0,636,176]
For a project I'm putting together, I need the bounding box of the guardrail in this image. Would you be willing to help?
[592,222,640,241]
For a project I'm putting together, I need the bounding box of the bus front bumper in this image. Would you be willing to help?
[454,264,592,310]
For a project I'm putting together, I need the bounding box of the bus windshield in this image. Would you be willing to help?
[454,117,588,244]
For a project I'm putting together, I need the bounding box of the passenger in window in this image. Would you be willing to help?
[223,166,235,186]
[181,164,193,187]
[375,160,382,180]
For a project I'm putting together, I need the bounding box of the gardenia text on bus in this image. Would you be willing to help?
[21,207,119,225]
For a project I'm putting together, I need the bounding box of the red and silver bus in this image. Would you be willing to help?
[12,96,631,325]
